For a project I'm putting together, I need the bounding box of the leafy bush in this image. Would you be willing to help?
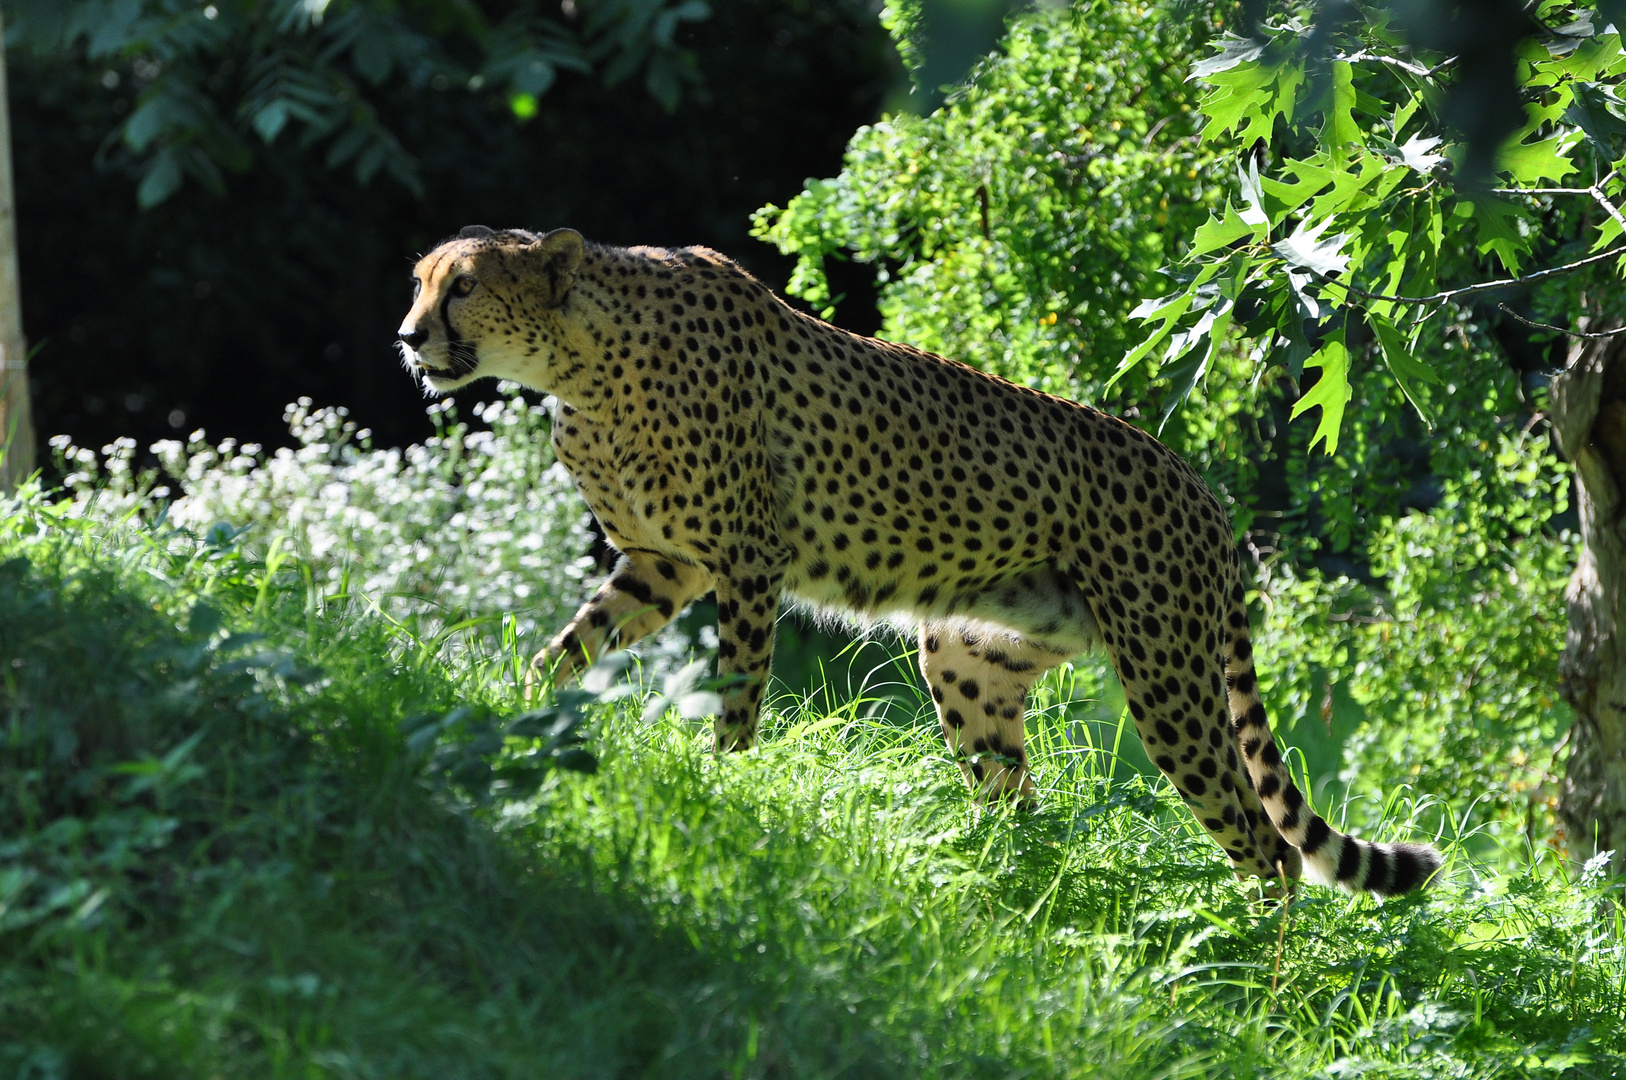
[1256,431,1577,847]
[755,3,1220,407]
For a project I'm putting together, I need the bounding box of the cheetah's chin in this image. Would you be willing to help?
[417,366,471,393]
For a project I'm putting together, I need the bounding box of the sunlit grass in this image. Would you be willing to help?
[1,491,1622,1079]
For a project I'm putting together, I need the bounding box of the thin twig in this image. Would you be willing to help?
[1497,303,1626,339]
[1495,170,1626,234]
[1490,185,1600,196]
[1342,50,1433,78]
[1142,114,1174,149]
[1423,55,1459,79]
[1337,244,1626,306]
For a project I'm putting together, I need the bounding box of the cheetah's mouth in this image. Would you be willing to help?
[397,334,480,394]
[417,364,473,393]
[426,339,480,380]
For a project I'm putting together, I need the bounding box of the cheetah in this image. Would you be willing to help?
[397,225,1443,896]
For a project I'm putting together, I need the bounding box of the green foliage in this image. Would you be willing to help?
[1127,2,1626,453]
[755,3,1221,407]
[1255,431,1576,844]
[879,0,924,78]
[1,489,1622,1077]
[2,0,712,205]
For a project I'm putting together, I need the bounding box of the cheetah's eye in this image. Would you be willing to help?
[452,276,477,297]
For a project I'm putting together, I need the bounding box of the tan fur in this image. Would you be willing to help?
[396,226,1443,895]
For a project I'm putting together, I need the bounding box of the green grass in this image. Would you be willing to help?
[1,492,1623,1079]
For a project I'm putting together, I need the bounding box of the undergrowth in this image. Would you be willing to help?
[1,488,1622,1078]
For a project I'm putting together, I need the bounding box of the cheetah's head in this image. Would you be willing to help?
[397,225,585,393]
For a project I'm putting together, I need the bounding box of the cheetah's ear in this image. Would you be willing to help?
[459,225,495,240]
[527,228,585,308]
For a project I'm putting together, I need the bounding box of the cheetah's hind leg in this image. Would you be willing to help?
[917,619,1077,806]
[1061,561,1301,887]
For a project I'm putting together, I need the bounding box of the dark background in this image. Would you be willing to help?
[12,1,896,456]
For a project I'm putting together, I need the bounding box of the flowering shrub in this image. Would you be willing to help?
[47,387,706,668]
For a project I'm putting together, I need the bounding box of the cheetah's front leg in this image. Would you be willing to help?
[711,549,790,752]
[535,550,713,684]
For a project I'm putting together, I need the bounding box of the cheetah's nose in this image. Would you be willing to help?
[398,326,428,350]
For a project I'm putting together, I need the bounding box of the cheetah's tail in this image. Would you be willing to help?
[1222,579,1442,897]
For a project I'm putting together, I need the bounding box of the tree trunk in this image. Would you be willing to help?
[1551,324,1626,877]
[0,11,37,490]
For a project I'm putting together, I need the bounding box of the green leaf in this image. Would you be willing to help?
[187,601,224,638]
[1362,230,1413,320]
[352,32,393,85]
[252,100,289,143]
[1463,195,1531,276]
[1498,131,1581,186]
[1395,133,1446,174]
[1112,288,1198,389]
[1591,206,1624,251]
[1306,150,1387,222]
[1190,33,1266,78]
[123,94,176,153]
[1158,301,1232,429]
[1237,63,1303,146]
[1190,202,1254,258]
[510,92,539,120]
[1604,0,1626,38]
[1196,58,1281,145]
[1565,82,1626,158]
[1290,333,1352,454]
[1284,269,1325,325]
[136,148,184,208]
[1237,157,1270,234]
[1325,61,1358,165]
[1370,313,1439,426]
[1259,158,1336,226]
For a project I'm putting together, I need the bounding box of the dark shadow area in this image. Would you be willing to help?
[12,3,895,461]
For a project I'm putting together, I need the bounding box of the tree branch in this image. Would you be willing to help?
[1589,179,1626,240]
[1497,303,1626,339]
[1336,244,1626,306]
[1491,170,1626,239]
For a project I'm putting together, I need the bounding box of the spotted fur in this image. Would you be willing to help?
[396,226,1442,896]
